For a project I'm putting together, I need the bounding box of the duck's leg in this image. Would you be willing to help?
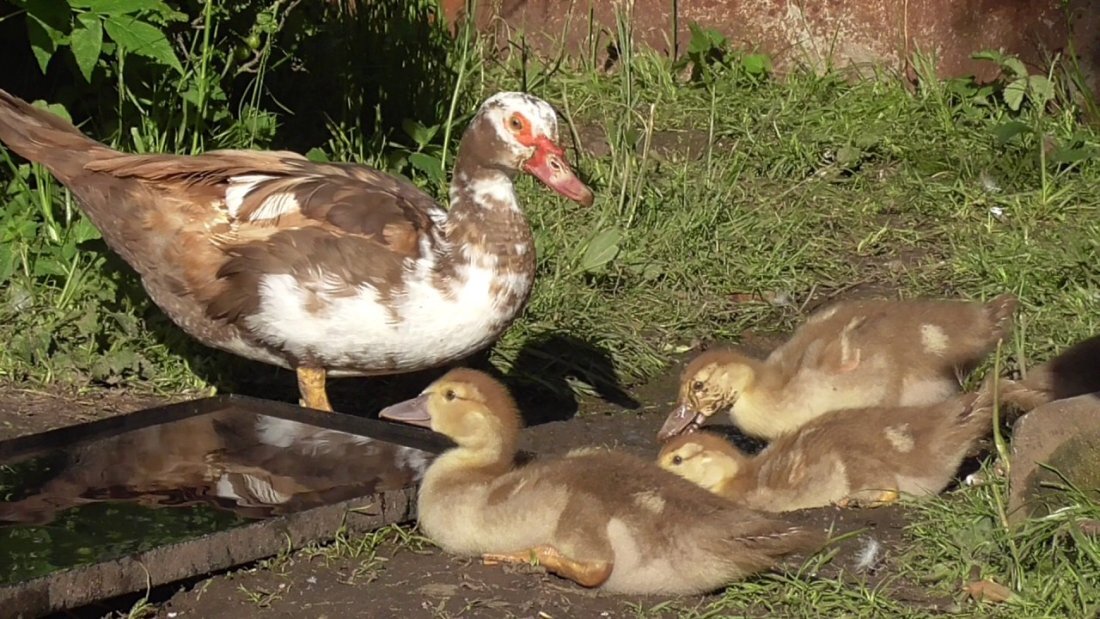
[296,367,333,412]
[482,545,613,588]
[836,488,900,509]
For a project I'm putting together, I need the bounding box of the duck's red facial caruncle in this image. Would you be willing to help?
[506,111,594,207]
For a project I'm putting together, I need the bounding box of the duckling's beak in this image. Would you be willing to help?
[524,137,595,207]
[378,395,432,428]
[656,403,708,441]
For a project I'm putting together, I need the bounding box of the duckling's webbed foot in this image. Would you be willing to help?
[297,366,333,412]
[481,545,613,588]
[836,489,899,509]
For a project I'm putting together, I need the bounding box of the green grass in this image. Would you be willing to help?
[1,4,1097,390]
[1,3,1099,616]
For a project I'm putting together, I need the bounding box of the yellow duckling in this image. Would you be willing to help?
[658,294,1016,441]
[656,388,995,511]
[379,368,822,595]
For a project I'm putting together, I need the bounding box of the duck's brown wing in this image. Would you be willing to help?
[80,150,448,326]
[1,89,447,338]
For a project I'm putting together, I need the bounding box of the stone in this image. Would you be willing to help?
[1008,392,1100,525]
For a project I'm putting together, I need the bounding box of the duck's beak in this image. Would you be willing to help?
[379,394,432,428]
[656,402,708,442]
[524,137,594,207]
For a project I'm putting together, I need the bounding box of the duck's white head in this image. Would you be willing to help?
[462,92,594,207]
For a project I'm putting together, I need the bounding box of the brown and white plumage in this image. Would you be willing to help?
[658,387,997,512]
[0,90,592,410]
[379,368,821,595]
[658,294,1017,441]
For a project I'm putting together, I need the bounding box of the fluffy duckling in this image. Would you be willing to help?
[658,294,1016,441]
[997,334,1100,415]
[379,368,822,595]
[657,388,996,511]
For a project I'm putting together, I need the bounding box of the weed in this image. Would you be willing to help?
[299,522,427,584]
[236,582,286,608]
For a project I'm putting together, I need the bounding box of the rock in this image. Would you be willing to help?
[1008,392,1100,525]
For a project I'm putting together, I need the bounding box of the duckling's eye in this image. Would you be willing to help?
[671,455,683,466]
[507,114,524,133]
[443,389,457,401]
[691,381,705,393]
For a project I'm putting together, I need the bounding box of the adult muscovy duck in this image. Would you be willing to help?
[0,90,593,410]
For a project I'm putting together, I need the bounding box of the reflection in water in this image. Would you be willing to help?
[0,405,433,586]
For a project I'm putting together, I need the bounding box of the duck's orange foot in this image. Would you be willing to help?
[481,545,612,588]
[836,489,900,509]
[297,366,333,412]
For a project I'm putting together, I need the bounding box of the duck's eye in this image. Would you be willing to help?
[671,455,683,466]
[507,114,524,133]
[692,381,705,392]
[443,389,457,401]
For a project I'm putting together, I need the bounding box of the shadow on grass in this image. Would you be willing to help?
[212,332,640,428]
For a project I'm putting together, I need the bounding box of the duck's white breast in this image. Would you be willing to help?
[242,250,530,373]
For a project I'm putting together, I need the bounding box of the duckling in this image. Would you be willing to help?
[379,368,822,595]
[997,334,1100,415]
[658,294,1016,441]
[657,388,996,511]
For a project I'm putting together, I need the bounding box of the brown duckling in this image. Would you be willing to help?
[658,294,1016,441]
[379,368,822,595]
[997,334,1100,415]
[657,388,996,511]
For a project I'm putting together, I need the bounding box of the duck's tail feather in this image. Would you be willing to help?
[0,89,106,184]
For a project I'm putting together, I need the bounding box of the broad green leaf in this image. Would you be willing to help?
[408,152,443,182]
[70,13,103,82]
[179,83,202,107]
[1050,145,1094,164]
[1003,78,1026,112]
[305,147,330,163]
[68,0,165,14]
[687,23,709,55]
[971,50,1003,63]
[26,16,58,72]
[992,121,1030,146]
[103,15,182,73]
[32,257,67,277]
[1002,56,1027,79]
[24,0,71,74]
[402,119,437,149]
[741,53,769,76]
[32,99,72,121]
[580,227,622,273]
[68,217,101,244]
[1028,75,1054,109]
